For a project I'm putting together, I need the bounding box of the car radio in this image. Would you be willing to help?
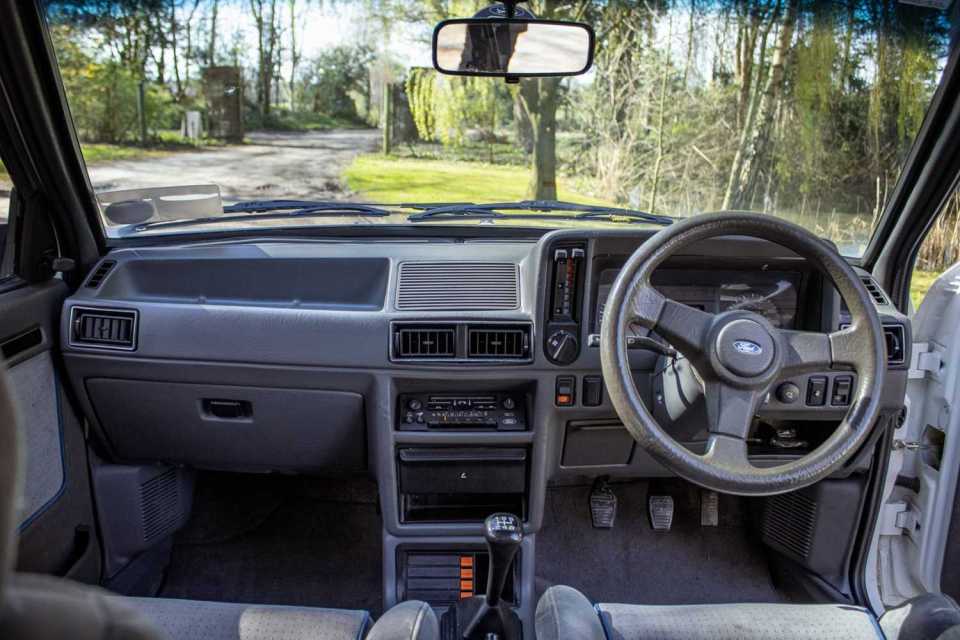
[396,393,527,431]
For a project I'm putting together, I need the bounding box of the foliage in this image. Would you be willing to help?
[304,45,376,121]
[406,67,437,141]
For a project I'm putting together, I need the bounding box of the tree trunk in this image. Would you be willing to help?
[207,0,219,66]
[723,0,797,210]
[520,78,560,201]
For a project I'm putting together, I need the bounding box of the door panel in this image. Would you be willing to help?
[9,350,64,530]
[0,279,101,582]
[875,262,960,605]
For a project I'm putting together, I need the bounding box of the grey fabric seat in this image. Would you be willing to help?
[536,585,960,640]
[120,596,371,640]
[0,358,437,639]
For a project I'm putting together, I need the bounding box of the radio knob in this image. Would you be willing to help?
[407,398,422,411]
[502,397,516,410]
[547,330,579,365]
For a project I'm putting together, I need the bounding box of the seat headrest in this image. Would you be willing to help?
[0,362,24,602]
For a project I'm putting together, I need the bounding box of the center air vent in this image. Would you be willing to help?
[69,306,138,350]
[392,322,532,362]
[396,262,520,311]
[468,326,530,359]
[860,276,889,306]
[394,325,457,359]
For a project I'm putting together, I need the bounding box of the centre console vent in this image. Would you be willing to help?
[85,260,117,288]
[394,325,457,359]
[69,306,138,350]
[392,322,533,363]
[396,261,520,311]
[860,276,890,306]
[468,325,530,359]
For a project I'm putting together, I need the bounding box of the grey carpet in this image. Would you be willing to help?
[535,480,787,606]
[159,472,383,616]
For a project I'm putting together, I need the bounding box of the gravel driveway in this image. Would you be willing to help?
[89,129,379,204]
[0,129,378,227]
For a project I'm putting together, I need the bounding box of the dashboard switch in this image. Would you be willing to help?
[583,376,604,407]
[556,376,576,407]
[775,382,800,405]
[831,375,853,406]
[806,377,827,406]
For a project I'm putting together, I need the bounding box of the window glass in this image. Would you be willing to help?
[911,187,960,309]
[0,156,10,277]
[42,1,953,249]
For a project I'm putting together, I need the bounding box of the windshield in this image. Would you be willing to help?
[43,1,953,254]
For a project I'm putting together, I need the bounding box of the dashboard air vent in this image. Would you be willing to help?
[884,325,906,365]
[397,262,520,311]
[860,276,889,306]
[85,260,117,288]
[70,307,137,350]
[467,325,530,359]
[394,325,456,359]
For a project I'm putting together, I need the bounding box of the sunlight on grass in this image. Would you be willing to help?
[344,155,614,206]
[911,270,940,310]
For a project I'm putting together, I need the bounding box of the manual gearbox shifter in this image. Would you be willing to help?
[445,513,523,640]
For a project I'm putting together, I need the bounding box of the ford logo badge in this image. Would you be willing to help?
[733,340,763,355]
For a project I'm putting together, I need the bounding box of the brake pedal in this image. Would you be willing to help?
[648,494,674,531]
[590,478,617,529]
[700,490,719,527]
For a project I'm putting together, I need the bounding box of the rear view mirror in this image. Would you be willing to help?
[433,18,594,78]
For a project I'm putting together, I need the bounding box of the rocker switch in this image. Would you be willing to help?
[806,377,827,407]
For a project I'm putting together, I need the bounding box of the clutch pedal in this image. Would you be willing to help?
[589,477,617,529]
[648,494,674,531]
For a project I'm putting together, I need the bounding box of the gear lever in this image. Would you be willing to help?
[482,513,522,607]
[455,513,523,640]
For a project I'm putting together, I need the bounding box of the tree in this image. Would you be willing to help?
[250,0,281,118]
[723,0,798,210]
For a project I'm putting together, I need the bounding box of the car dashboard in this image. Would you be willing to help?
[58,228,910,616]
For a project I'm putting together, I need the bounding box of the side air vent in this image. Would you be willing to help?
[860,276,889,306]
[761,491,817,560]
[85,260,117,288]
[396,262,520,311]
[884,324,906,365]
[140,468,181,543]
[394,325,457,359]
[69,306,138,350]
[467,325,530,359]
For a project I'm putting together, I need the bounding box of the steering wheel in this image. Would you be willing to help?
[600,213,886,496]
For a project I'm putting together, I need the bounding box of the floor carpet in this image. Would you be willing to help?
[158,472,384,616]
[535,479,787,606]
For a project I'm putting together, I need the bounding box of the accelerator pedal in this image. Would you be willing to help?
[648,494,674,531]
[589,477,617,529]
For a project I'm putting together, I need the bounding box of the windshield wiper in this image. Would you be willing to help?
[406,200,674,225]
[132,203,390,232]
[222,199,391,216]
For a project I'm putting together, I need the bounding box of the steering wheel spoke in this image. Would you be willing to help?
[704,382,762,441]
[630,284,712,359]
[779,325,861,375]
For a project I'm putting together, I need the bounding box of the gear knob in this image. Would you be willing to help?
[482,513,522,607]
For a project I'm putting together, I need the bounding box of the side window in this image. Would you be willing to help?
[911,187,960,310]
[0,156,10,278]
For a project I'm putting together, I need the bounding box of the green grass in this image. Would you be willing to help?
[911,269,940,309]
[344,154,613,205]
